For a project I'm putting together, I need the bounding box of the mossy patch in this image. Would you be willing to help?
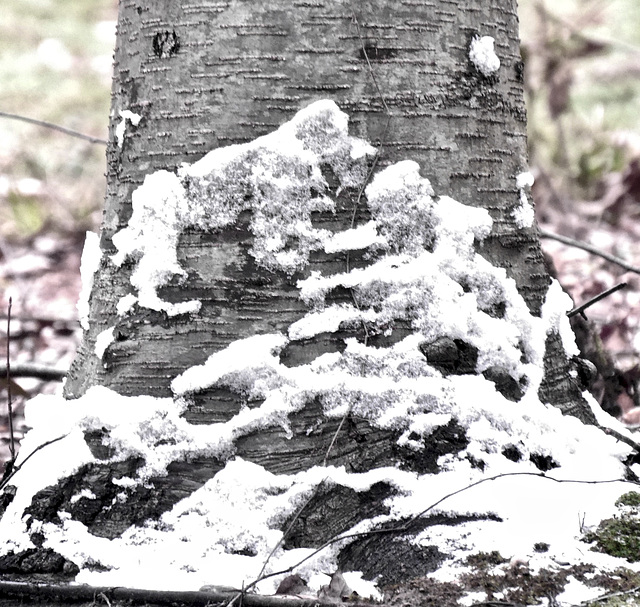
[387,550,640,606]
[585,516,640,562]
[616,492,640,509]
[447,551,592,605]
[465,550,507,569]
[585,492,640,562]
[384,577,465,607]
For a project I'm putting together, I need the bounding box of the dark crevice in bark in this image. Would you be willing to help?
[182,386,257,424]
[279,334,348,368]
[482,366,526,402]
[538,332,597,424]
[23,455,224,541]
[234,398,401,476]
[419,337,478,375]
[398,419,469,474]
[0,548,78,578]
[338,512,503,588]
[282,482,396,549]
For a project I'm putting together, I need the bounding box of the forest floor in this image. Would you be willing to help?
[1,0,640,477]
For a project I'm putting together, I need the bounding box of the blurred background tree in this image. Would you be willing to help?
[519,0,640,419]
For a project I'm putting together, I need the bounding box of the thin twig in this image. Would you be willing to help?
[5,298,15,463]
[535,0,640,55]
[248,393,355,591]
[350,13,390,115]
[97,592,112,607]
[540,228,640,275]
[392,471,634,534]
[577,584,640,606]
[0,111,108,145]
[253,480,328,588]
[347,10,392,242]
[0,580,369,607]
[0,314,79,327]
[0,434,68,490]
[567,282,627,319]
[346,9,394,339]
[322,417,349,468]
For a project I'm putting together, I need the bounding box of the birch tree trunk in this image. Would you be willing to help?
[0,0,597,592]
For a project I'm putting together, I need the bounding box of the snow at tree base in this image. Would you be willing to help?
[1,100,639,604]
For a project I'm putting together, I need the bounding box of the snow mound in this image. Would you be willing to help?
[110,100,375,315]
[3,100,639,604]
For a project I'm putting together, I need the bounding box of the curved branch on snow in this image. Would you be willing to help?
[0,434,68,490]
[244,470,640,593]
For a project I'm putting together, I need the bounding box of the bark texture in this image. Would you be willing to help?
[66,0,587,418]
[1,0,596,589]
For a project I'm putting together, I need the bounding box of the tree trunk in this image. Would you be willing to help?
[64,0,589,420]
[0,0,598,596]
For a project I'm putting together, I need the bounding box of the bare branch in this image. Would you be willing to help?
[0,110,108,145]
[598,425,640,453]
[567,282,627,319]
[576,584,640,607]
[540,228,640,275]
[0,434,68,490]
[0,362,67,381]
[0,580,378,607]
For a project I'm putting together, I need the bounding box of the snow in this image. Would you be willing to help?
[323,221,383,254]
[469,35,501,77]
[513,171,536,229]
[111,99,375,316]
[3,382,635,599]
[171,334,288,397]
[2,100,639,605]
[556,576,604,605]
[115,109,141,149]
[111,170,201,316]
[516,171,535,190]
[94,326,114,360]
[116,293,137,316]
